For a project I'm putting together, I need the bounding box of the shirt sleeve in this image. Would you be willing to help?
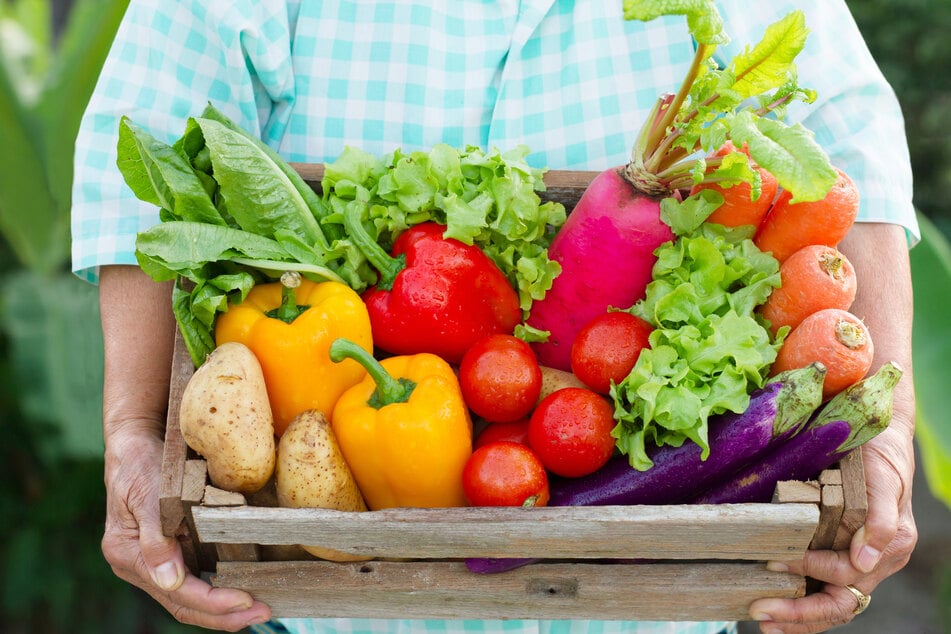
[714,0,919,243]
[70,0,296,283]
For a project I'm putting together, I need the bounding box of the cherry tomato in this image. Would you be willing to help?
[461,441,550,507]
[527,387,616,478]
[459,334,542,423]
[570,311,653,394]
[474,418,530,449]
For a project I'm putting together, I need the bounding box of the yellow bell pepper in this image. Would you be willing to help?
[214,272,372,437]
[328,338,472,510]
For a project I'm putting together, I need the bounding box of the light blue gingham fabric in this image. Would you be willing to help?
[71,2,907,632]
[72,0,918,286]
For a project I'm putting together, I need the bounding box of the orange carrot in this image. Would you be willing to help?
[691,141,778,229]
[754,167,859,263]
[770,308,874,400]
[760,245,858,335]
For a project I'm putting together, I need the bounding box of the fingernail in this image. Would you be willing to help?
[766,561,789,572]
[763,628,783,634]
[152,561,182,590]
[751,611,772,621]
[857,545,881,573]
[246,615,270,626]
[229,599,253,613]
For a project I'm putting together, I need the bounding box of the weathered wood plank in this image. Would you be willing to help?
[773,480,821,504]
[818,469,842,486]
[811,484,844,550]
[212,560,806,621]
[833,450,868,550]
[193,503,819,561]
[159,328,195,537]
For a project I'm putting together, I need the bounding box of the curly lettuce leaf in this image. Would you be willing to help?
[612,225,783,470]
[321,144,565,312]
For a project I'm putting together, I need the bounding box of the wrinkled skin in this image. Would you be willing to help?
[100,266,272,631]
[748,223,918,633]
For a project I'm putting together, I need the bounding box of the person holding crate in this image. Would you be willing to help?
[73,1,918,633]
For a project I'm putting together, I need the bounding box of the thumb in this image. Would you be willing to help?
[138,513,187,592]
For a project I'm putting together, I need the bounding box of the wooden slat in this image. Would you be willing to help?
[177,460,210,574]
[212,560,806,621]
[160,326,196,537]
[833,450,868,550]
[193,503,819,561]
[818,468,842,486]
[200,486,261,563]
[773,480,820,504]
[811,484,844,550]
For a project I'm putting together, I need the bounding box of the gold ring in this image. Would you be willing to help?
[845,584,871,615]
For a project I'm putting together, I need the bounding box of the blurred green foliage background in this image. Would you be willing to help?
[0,1,948,633]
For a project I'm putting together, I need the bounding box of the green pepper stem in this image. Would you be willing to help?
[329,338,416,408]
[272,271,307,323]
[341,205,406,291]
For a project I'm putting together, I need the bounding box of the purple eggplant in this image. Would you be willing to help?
[692,419,852,504]
[547,362,827,508]
[465,363,826,575]
[692,361,902,505]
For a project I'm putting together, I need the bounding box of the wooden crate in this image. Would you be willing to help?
[159,167,868,621]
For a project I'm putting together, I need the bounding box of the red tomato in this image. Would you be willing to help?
[527,387,616,478]
[461,441,550,507]
[459,334,542,423]
[474,418,530,449]
[570,311,653,394]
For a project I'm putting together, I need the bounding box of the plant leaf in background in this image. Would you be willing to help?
[0,53,63,273]
[0,2,207,632]
[0,271,104,459]
[910,213,951,509]
[0,0,129,274]
[0,0,128,463]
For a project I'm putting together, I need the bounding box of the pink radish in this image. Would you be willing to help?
[527,169,674,369]
[527,8,838,371]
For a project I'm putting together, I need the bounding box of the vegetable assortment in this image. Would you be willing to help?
[126,1,905,568]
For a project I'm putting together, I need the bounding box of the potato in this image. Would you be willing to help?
[538,365,588,402]
[276,409,370,561]
[179,342,276,495]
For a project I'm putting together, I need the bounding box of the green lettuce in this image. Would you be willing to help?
[611,223,785,470]
[605,4,833,471]
[319,144,566,312]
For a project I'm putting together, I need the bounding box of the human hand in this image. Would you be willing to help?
[746,396,918,632]
[102,421,272,631]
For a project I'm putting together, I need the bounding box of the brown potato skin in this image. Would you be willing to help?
[538,365,588,402]
[179,342,276,495]
[276,409,370,561]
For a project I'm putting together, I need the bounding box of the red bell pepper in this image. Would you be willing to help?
[344,217,521,363]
